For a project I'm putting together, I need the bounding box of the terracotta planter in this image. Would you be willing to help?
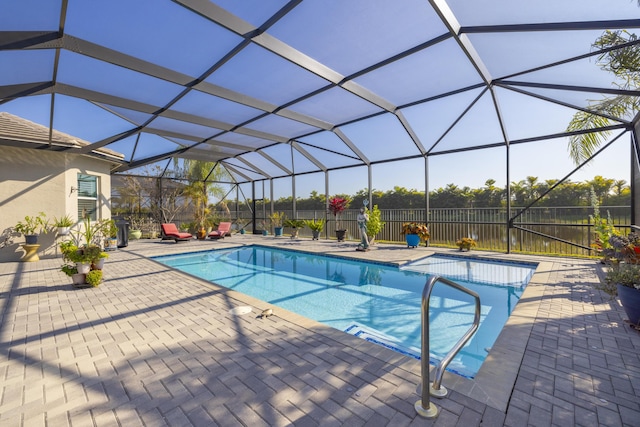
[617,284,640,325]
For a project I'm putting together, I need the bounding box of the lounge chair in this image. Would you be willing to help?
[161,223,193,242]
[208,222,232,239]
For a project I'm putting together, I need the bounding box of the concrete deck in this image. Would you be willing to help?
[1,235,638,426]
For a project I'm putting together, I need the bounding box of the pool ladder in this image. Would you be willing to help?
[414,275,481,419]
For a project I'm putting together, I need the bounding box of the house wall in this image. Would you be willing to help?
[0,146,113,262]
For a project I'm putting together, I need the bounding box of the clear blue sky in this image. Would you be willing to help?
[2,0,636,201]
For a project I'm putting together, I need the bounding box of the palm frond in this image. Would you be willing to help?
[567,112,612,165]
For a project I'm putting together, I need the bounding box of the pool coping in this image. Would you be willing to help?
[439,259,552,411]
[149,240,550,412]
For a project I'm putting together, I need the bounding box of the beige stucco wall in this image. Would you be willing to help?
[0,146,114,262]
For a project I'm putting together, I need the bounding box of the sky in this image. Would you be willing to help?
[1,0,637,201]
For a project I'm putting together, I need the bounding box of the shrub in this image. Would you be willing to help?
[85,270,103,287]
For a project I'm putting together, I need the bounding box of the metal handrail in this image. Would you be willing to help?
[415,275,481,419]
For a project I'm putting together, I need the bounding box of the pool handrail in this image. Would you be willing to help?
[415,275,481,419]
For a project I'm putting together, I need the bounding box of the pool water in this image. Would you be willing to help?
[154,246,536,378]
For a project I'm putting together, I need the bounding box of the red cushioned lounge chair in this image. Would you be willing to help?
[161,223,193,242]
[208,221,232,239]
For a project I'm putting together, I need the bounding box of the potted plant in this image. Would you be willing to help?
[306,218,325,240]
[600,233,640,326]
[61,264,85,286]
[260,221,269,236]
[401,222,430,248]
[76,214,115,248]
[60,240,91,275]
[236,219,248,235]
[61,263,86,286]
[85,269,103,287]
[270,212,285,237]
[328,196,350,242]
[103,219,118,251]
[365,205,385,246]
[180,222,195,234]
[53,214,74,236]
[127,216,143,240]
[140,217,159,239]
[83,245,108,270]
[456,237,477,251]
[14,212,49,244]
[76,250,92,274]
[283,218,306,239]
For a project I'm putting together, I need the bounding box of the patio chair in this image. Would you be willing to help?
[208,222,232,239]
[161,223,193,242]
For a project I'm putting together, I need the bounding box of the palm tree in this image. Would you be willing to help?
[567,29,640,165]
[586,175,615,204]
[181,160,230,234]
[613,179,628,196]
[510,180,527,206]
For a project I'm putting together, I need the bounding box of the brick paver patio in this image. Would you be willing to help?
[1,236,638,426]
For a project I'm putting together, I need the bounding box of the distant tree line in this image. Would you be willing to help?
[243,175,630,211]
[112,171,630,221]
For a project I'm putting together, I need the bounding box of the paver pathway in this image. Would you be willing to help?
[0,237,638,426]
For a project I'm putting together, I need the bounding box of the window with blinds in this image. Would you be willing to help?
[77,174,98,220]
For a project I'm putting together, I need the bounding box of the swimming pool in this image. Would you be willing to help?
[154,246,536,378]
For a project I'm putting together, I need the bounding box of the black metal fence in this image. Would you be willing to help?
[122,205,631,256]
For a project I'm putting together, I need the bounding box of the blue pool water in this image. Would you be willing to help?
[154,246,536,378]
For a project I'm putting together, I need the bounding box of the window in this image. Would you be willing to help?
[77,174,98,220]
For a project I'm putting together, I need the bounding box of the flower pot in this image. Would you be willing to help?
[92,258,105,270]
[274,226,283,237]
[240,229,246,235]
[57,226,70,236]
[406,234,420,248]
[262,230,269,236]
[105,237,118,251]
[617,284,640,325]
[129,229,142,240]
[25,234,38,244]
[196,228,207,240]
[312,230,320,240]
[336,229,347,242]
[71,273,86,286]
[76,262,91,274]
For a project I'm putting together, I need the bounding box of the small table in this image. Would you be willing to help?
[20,244,41,262]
